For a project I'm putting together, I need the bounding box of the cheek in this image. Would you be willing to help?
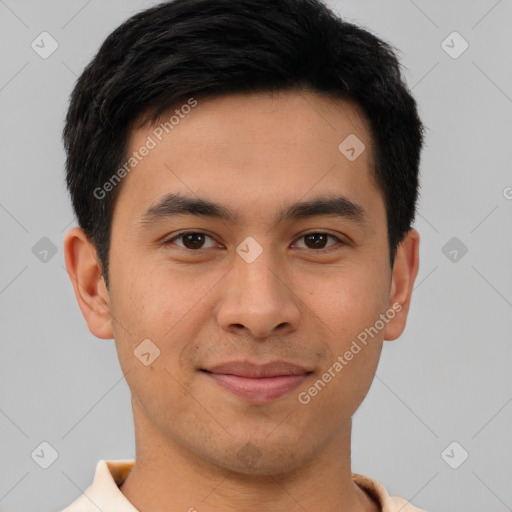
[109,260,214,373]
[303,262,389,342]
[108,272,200,420]
[300,270,386,412]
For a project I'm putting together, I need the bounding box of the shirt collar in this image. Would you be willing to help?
[61,459,138,512]
[61,459,424,512]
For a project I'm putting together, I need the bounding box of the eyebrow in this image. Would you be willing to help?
[138,192,371,229]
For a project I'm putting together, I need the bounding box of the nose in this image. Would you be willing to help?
[215,247,302,340]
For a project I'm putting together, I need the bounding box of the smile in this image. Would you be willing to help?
[200,364,312,403]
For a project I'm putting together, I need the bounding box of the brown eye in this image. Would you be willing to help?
[295,232,342,250]
[304,233,328,249]
[165,232,217,250]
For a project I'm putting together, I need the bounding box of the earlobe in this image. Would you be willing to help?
[383,228,420,341]
[63,227,114,340]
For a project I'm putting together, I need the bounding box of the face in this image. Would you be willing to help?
[68,90,418,475]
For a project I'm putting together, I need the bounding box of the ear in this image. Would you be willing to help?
[383,228,420,341]
[63,227,114,339]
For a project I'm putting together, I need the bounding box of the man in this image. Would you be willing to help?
[61,0,425,510]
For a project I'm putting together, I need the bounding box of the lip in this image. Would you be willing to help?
[204,360,311,378]
[201,360,312,403]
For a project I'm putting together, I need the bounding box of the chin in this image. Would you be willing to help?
[200,433,315,477]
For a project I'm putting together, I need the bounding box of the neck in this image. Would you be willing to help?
[119,400,380,512]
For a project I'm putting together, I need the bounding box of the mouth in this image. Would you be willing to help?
[200,360,313,403]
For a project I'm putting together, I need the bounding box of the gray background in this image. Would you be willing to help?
[1,0,511,510]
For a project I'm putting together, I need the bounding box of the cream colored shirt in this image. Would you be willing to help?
[60,459,426,512]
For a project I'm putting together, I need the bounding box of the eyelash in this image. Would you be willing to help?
[163,231,346,252]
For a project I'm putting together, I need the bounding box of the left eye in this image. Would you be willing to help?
[164,231,343,251]
[294,232,342,250]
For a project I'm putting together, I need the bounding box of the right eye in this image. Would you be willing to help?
[163,231,219,251]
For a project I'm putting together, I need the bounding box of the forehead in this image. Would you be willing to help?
[113,89,383,228]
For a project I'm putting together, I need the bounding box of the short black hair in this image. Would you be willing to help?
[63,0,425,289]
